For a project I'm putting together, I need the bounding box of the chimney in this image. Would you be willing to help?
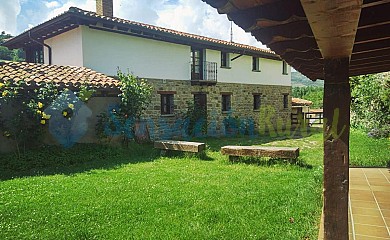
[96,0,113,17]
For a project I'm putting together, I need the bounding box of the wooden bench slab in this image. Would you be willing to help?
[154,140,206,153]
[221,146,299,159]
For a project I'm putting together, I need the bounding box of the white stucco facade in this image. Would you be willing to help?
[44,27,83,67]
[205,49,290,86]
[81,27,191,79]
[43,26,290,86]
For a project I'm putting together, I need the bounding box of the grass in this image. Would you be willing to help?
[349,129,390,167]
[0,128,388,239]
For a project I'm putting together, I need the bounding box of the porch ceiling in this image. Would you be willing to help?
[203,0,390,80]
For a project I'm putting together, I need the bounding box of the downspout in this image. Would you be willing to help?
[28,31,52,64]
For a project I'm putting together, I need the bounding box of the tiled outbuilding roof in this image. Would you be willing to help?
[292,97,312,106]
[0,61,119,89]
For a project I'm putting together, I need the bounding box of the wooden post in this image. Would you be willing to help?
[323,58,351,240]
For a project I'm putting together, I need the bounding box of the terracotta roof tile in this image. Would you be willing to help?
[292,97,312,106]
[67,7,274,55]
[4,7,276,58]
[0,61,119,89]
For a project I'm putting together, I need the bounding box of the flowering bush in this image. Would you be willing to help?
[0,78,95,155]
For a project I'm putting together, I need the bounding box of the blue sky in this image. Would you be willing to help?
[0,0,266,48]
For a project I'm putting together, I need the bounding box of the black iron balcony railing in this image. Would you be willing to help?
[191,61,217,82]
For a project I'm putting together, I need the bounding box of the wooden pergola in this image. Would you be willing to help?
[202,0,390,239]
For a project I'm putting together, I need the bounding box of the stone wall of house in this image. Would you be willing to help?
[144,78,292,139]
[0,80,291,152]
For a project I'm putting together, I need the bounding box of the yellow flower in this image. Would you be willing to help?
[38,102,44,109]
[0,82,4,88]
[40,119,46,125]
[68,103,74,109]
[37,110,42,115]
[63,111,68,117]
[2,91,8,97]
[42,113,51,119]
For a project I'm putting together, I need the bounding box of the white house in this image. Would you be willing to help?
[3,0,292,137]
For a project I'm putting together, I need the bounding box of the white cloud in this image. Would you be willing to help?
[47,0,95,19]
[114,0,166,25]
[156,0,267,48]
[44,1,60,9]
[0,0,21,35]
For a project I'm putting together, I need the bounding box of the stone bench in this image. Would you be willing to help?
[221,146,299,160]
[154,140,206,153]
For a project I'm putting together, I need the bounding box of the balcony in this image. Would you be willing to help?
[191,61,217,86]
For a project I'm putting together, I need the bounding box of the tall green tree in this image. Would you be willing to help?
[350,72,390,138]
[0,31,25,62]
[292,86,324,108]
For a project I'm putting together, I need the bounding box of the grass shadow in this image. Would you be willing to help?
[0,142,161,181]
[159,149,214,161]
[227,156,313,169]
[196,127,321,153]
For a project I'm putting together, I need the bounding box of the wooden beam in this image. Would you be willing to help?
[228,0,305,30]
[282,49,322,61]
[358,2,390,28]
[323,57,350,240]
[362,0,390,8]
[232,0,283,10]
[350,62,390,71]
[352,39,390,53]
[355,24,390,44]
[268,37,317,55]
[251,21,313,44]
[352,47,390,60]
[300,0,363,58]
[350,65,390,76]
[350,59,390,68]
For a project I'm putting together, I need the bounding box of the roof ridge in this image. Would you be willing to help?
[69,7,274,55]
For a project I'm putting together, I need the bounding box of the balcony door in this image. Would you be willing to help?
[191,47,203,80]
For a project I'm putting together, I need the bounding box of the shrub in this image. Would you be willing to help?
[96,70,152,144]
[182,100,208,137]
[0,78,95,155]
[350,73,390,138]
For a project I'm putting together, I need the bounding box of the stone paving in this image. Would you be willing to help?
[319,168,390,240]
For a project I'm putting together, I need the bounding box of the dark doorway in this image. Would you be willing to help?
[189,93,207,136]
[194,93,207,113]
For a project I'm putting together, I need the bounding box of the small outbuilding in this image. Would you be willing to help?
[291,97,312,127]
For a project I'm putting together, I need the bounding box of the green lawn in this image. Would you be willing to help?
[349,129,390,167]
[0,129,388,239]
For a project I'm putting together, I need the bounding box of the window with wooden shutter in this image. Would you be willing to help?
[161,94,174,115]
[222,94,231,112]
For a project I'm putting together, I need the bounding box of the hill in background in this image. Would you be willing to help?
[291,71,324,87]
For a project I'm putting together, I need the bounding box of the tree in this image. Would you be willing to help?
[0,46,13,60]
[350,72,390,138]
[0,31,25,62]
[292,86,324,108]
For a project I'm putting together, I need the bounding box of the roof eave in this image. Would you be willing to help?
[3,8,280,61]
